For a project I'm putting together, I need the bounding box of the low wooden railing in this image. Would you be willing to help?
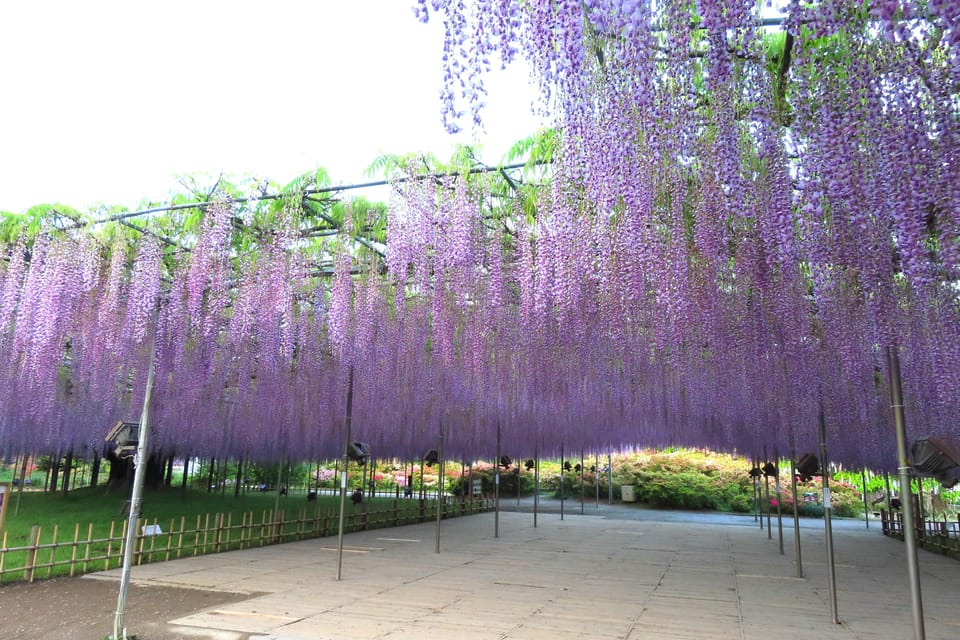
[0,497,493,584]
[880,509,960,560]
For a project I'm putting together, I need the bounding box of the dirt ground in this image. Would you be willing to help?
[0,577,254,640]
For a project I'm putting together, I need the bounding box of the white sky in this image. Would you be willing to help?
[0,1,546,213]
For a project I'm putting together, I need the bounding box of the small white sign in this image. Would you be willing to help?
[823,487,831,509]
[341,474,348,489]
[142,524,163,536]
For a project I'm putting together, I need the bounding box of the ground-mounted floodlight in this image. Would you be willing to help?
[499,455,512,468]
[424,449,439,467]
[748,466,763,478]
[105,421,140,460]
[762,462,778,477]
[911,436,960,488]
[524,458,535,471]
[563,461,572,472]
[794,453,819,482]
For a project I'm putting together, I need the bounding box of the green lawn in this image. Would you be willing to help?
[0,486,466,583]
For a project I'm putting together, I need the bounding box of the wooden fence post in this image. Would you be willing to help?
[214,513,223,552]
[25,524,41,582]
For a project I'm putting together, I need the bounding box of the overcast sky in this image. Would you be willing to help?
[0,1,546,213]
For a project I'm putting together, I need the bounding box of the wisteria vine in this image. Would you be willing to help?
[1,1,959,471]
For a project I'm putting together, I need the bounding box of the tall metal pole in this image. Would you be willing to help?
[560,443,565,521]
[775,451,784,555]
[595,453,599,509]
[580,450,585,515]
[607,453,613,504]
[819,403,840,624]
[335,366,355,581]
[884,472,892,513]
[534,444,540,528]
[764,450,772,540]
[790,449,803,578]
[113,349,156,640]
[435,422,445,554]
[495,422,500,539]
[861,468,870,529]
[886,346,925,640]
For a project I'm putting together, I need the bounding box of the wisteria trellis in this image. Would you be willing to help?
[1,1,959,469]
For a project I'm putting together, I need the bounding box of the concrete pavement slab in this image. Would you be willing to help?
[88,503,960,639]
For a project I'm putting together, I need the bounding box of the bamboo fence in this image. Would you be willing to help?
[0,497,493,584]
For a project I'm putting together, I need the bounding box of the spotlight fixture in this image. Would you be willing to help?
[105,421,140,460]
[574,464,582,473]
[424,449,439,467]
[748,466,763,478]
[911,437,960,488]
[525,459,535,471]
[795,453,820,482]
[347,442,369,466]
[563,461,572,472]
[499,455,512,468]
[762,462,778,477]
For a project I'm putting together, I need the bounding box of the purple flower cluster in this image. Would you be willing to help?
[0,3,959,469]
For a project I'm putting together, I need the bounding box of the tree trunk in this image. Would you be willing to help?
[90,454,101,487]
[48,456,61,493]
[234,458,244,497]
[181,457,190,492]
[206,457,216,492]
[61,451,74,493]
[144,454,165,490]
[106,450,132,490]
[164,455,174,488]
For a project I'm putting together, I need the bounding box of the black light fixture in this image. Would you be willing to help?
[911,437,960,488]
[424,449,439,467]
[748,466,763,478]
[499,455,512,468]
[105,421,139,459]
[347,442,369,466]
[563,461,572,472]
[795,453,820,482]
[524,459,535,471]
[574,464,582,473]
[762,462,778,477]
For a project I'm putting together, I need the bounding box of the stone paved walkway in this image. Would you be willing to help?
[90,505,960,639]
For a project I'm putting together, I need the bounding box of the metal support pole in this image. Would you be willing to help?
[790,449,803,578]
[560,443,565,521]
[113,349,156,640]
[884,472,892,513]
[819,404,840,624]
[435,422,444,554]
[887,346,925,640]
[595,453,599,509]
[607,453,613,505]
[495,422,500,539]
[580,451,585,515]
[534,445,540,528]
[916,478,925,522]
[754,455,762,528]
[775,452,784,555]
[862,468,870,529]
[764,457,772,540]
[273,455,284,517]
[336,366,355,581]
